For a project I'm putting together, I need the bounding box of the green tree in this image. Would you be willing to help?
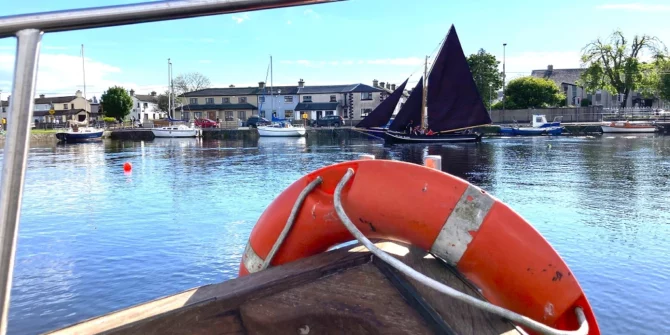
[467,49,502,109]
[658,57,670,102]
[502,77,565,109]
[580,30,665,107]
[101,86,133,121]
[157,91,170,113]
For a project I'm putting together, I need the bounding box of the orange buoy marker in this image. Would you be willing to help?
[123,162,132,172]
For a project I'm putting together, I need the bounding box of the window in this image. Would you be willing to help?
[137,103,140,108]
[285,110,294,118]
[330,95,337,102]
[238,111,246,120]
[326,111,334,116]
[225,111,234,121]
[259,96,265,103]
[284,96,293,103]
[205,98,214,104]
[361,92,373,100]
[303,96,312,102]
[194,112,202,119]
[238,97,247,103]
[63,104,68,110]
[71,103,75,109]
[223,97,230,103]
[182,112,190,120]
[260,110,266,117]
[190,98,198,105]
[143,102,148,108]
[361,108,373,117]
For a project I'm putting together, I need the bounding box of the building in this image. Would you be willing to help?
[89,96,101,122]
[531,65,593,107]
[371,79,408,116]
[128,89,165,123]
[174,80,386,123]
[30,90,91,124]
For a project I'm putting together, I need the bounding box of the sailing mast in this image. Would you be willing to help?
[81,44,87,99]
[421,55,428,128]
[167,58,171,120]
[270,55,273,119]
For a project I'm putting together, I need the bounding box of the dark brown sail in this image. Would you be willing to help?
[356,79,408,128]
[388,77,423,132]
[426,25,491,132]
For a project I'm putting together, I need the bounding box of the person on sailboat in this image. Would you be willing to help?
[405,120,414,134]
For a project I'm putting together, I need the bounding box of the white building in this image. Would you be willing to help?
[128,90,165,123]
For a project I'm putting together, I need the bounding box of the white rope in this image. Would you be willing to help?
[261,177,323,270]
[332,168,589,335]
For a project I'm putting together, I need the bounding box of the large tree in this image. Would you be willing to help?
[101,86,133,121]
[156,90,170,112]
[173,72,211,96]
[580,30,665,107]
[499,77,565,109]
[467,49,503,109]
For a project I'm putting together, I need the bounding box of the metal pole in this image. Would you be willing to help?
[502,43,506,119]
[81,44,86,99]
[0,28,42,335]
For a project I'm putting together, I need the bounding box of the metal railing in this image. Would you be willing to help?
[0,1,342,334]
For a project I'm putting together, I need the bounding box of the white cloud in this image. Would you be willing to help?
[232,13,250,24]
[304,9,321,19]
[0,51,166,98]
[596,3,670,11]
[280,57,423,68]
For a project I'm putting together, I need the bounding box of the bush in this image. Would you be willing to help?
[103,117,117,123]
[504,77,564,109]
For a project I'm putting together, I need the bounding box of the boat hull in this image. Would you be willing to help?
[257,126,306,137]
[151,128,197,138]
[601,125,657,133]
[55,129,104,142]
[384,131,482,143]
[499,126,563,136]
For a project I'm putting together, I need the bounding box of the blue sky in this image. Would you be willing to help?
[1,0,669,99]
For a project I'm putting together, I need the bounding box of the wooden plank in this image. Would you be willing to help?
[239,263,435,335]
[370,243,523,335]
[47,248,371,335]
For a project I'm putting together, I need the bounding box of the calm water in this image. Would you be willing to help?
[2,135,669,334]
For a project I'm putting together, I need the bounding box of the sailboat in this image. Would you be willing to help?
[151,58,197,138]
[258,56,306,137]
[354,79,409,135]
[385,25,492,143]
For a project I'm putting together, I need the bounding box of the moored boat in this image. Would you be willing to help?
[55,126,103,142]
[258,122,306,137]
[499,114,564,136]
[48,156,600,334]
[384,26,491,144]
[151,124,197,138]
[600,121,657,133]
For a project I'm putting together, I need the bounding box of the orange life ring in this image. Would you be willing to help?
[239,160,599,333]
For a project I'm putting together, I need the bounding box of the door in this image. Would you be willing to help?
[208,111,216,120]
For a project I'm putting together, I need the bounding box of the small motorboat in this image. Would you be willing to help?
[258,122,306,137]
[47,156,600,334]
[55,125,103,142]
[499,115,564,136]
[600,121,657,133]
[151,124,197,138]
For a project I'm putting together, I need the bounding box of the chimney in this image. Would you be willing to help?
[298,79,305,88]
[129,89,135,96]
[548,65,554,72]
[373,79,379,87]
[229,85,235,88]
[379,82,385,89]
[386,83,391,89]
[151,91,157,96]
[391,84,396,91]
[259,81,265,89]
[76,90,83,97]
[39,94,45,98]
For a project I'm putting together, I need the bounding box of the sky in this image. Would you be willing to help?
[1,0,670,100]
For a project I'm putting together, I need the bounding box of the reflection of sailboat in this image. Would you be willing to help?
[385,25,492,144]
[355,79,409,135]
[257,136,307,148]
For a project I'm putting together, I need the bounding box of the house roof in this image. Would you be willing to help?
[34,109,87,117]
[295,102,339,111]
[135,94,158,103]
[34,96,77,104]
[179,103,257,111]
[182,83,383,97]
[531,68,585,87]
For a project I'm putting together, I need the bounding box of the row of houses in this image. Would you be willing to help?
[173,79,400,123]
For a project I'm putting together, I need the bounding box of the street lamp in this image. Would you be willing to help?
[503,43,507,118]
[489,83,492,113]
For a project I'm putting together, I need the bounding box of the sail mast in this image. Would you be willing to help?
[81,44,86,99]
[421,55,428,128]
[270,55,274,117]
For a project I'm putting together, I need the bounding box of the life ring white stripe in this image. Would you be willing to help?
[430,184,495,265]
[242,242,265,274]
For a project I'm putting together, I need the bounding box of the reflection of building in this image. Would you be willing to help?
[175,79,386,122]
[128,89,165,123]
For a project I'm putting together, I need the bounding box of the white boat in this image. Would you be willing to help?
[151,124,197,138]
[257,122,306,137]
[600,121,657,133]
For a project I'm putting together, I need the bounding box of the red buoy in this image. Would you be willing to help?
[123,162,132,172]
